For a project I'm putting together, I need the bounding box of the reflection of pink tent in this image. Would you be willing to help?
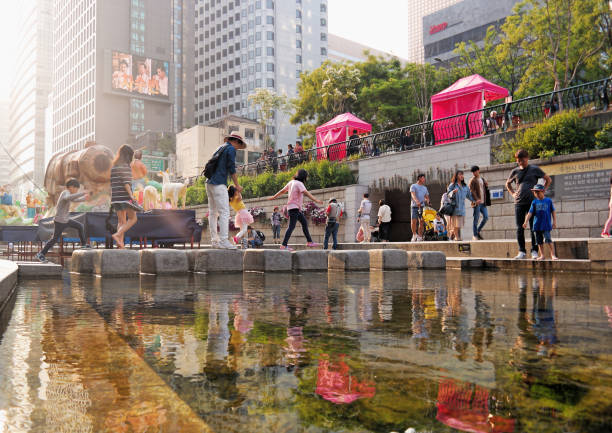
[436,378,515,433]
[315,355,376,404]
[431,74,508,145]
[315,113,372,161]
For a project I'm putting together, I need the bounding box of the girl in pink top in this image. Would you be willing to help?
[269,169,323,250]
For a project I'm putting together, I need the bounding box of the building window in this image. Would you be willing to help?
[321,33,327,41]
[266,31,274,40]
[266,16,274,24]
[296,54,302,63]
[266,63,274,72]
[321,47,327,56]
[266,47,275,56]
[321,18,327,26]
[267,78,274,88]
[296,25,301,33]
[296,10,301,18]
[266,0,274,9]
[321,4,327,12]
[296,40,302,48]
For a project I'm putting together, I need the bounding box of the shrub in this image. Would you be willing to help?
[497,110,596,162]
[185,159,355,205]
[594,120,612,150]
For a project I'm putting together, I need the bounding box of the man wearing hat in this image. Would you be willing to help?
[206,133,246,249]
[324,197,343,250]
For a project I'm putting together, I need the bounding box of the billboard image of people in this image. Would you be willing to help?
[111,51,169,100]
[112,52,133,92]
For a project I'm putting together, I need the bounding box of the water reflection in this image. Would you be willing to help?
[0,270,610,432]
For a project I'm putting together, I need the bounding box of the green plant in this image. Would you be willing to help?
[497,110,596,162]
[594,120,612,150]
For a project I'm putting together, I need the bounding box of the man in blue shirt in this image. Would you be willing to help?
[522,184,558,260]
[206,133,245,249]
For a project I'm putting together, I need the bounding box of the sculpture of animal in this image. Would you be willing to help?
[143,185,159,211]
[159,170,188,209]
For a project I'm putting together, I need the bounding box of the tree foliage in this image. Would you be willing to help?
[248,88,292,151]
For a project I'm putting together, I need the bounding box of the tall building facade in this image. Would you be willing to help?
[52,0,194,157]
[7,0,53,197]
[328,34,404,63]
[0,100,12,186]
[407,0,461,63]
[194,0,328,149]
[423,0,521,65]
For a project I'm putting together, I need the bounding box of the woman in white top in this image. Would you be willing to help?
[377,199,392,242]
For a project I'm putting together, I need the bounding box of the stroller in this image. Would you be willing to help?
[421,206,448,241]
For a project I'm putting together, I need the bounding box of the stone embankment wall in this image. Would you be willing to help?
[190,185,368,244]
[0,260,18,314]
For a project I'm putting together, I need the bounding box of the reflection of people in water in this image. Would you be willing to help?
[412,290,429,351]
[112,59,133,91]
[284,297,311,371]
[532,276,558,357]
[134,62,150,94]
[471,291,493,363]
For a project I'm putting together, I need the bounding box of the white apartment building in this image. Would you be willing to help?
[0,100,12,186]
[194,0,328,150]
[7,0,53,198]
[407,0,461,63]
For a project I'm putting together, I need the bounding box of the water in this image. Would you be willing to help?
[0,270,611,433]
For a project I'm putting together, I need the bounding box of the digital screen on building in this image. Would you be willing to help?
[111,51,169,99]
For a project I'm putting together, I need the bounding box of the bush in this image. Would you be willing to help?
[497,110,596,162]
[594,120,612,150]
[185,159,355,206]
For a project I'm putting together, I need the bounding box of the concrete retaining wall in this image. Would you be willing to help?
[0,260,18,314]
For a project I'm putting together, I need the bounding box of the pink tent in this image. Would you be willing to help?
[315,113,372,161]
[431,74,508,145]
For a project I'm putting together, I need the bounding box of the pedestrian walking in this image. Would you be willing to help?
[324,198,343,250]
[505,149,551,259]
[468,165,490,240]
[447,170,475,241]
[36,178,90,262]
[377,199,392,242]
[271,206,282,244]
[228,185,254,248]
[110,144,141,249]
[601,172,612,238]
[358,193,372,243]
[522,185,558,260]
[410,174,430,241]
[269,169,323,251]
[205,133,246,249]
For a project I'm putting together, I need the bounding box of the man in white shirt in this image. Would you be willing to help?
[377,199,392,242]
[358,193,372,242]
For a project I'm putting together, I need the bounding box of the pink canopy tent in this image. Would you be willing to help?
[431,74,508,145]
[315,113,372,161]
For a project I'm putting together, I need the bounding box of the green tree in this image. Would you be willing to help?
[248,88,292,151]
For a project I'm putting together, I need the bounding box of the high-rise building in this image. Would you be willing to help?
[7,0,53,197]
[0,99,12,186]
[52,0,194,157]
[194,0,328,149]
[407,0,461,63]
[423,0,521,65]
[328,34,404,63]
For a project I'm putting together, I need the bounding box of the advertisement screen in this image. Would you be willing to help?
[111,51,169,99]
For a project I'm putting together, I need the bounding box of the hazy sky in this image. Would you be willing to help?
[0,1,409,100]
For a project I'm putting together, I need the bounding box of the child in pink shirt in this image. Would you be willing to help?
[269,169,323,250]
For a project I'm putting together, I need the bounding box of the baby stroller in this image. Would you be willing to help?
[421,206,447,241]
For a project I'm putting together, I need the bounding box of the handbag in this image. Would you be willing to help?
[439,188,457,216]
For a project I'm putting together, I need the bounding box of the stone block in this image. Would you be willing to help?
[328,250,371,271]
[71,249,97,274]
[185,249,209,272]
[93,250,140,277]
[407,251,446,269]
[501,203,515,216]
[600,210,611,226]
[0,260,18,310]
[193,249,244,273]
[140,249,189,275]
[561,200,585,213]
[572,211,599,228]
[557,228,589,239]
[556,213,573,229]
[585,198,609,211]
[588,239,612,261]
[243,249,292,272]
[491,215,515,231]
[369,249,408,270]
[488,204,502,217]
[292,250,329,271]
[18,262,62,278]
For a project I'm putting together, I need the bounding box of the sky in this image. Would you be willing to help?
[0,1,409,100]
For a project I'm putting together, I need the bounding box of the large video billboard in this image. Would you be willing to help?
[111,51,169,99]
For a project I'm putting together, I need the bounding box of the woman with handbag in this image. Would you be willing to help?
[447,170,475,241]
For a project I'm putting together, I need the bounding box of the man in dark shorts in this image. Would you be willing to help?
[505,149,552,259]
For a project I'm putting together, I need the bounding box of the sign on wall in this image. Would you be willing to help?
[549,169,611,200]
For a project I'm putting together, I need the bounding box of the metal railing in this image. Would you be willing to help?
[233,77,610,177]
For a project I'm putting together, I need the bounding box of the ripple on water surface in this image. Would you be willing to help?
[0,270,611,433]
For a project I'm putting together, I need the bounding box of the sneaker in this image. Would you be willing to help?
[601,232,610,238]
[81,244,91,249]
[411,235,417,242]
[472,236,479,241]
[306,242,319,248]
[211,239,220,248]
[280,245,294,251]
[477,233,484,240]
[514,252,526,259]
[218,239,237,250]
[416,236,423,242]
[531,251,539,260]
[233,236,240,245]
[35,253,48,263]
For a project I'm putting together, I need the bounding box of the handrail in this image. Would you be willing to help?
[195,76,611,180]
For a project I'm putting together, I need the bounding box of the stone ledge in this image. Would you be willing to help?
[328,250,371,271]
[0,260,18,314]
[93,250,140,277]
[194,249,244,273]
[17,262,63,278]
[243,249,292,272]
[140,249,189,275]
[71,249,97,274]
[407,251,446,269]
[292,250,329,271]
[369,249,408,270]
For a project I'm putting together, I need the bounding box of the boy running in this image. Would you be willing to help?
[522,184,558,261]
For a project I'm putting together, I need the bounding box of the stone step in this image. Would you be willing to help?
[447,257,595,273]
[17,262,63,278]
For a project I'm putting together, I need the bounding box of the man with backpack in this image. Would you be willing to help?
[204,133,246,249]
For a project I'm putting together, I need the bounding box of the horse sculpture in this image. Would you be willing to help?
[159,170,188,209]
